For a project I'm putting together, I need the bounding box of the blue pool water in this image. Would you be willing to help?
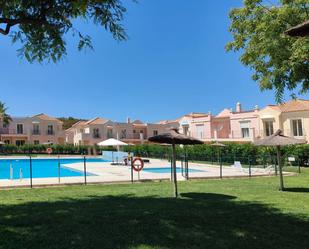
[143,167,205,173]
[0,158,108,179]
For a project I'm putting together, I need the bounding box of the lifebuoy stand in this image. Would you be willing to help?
[132,157,144,181]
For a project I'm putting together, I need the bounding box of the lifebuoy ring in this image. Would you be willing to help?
[132,157,144,172]
[46,147,53,154]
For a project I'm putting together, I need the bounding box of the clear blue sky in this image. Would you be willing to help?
[0,0,308,123]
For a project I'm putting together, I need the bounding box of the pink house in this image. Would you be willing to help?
[166,103,260,142]
[216,103,260,141]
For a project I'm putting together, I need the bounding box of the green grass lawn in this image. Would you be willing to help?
[0,170,309,249]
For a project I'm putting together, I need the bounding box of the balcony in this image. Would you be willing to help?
[47,131,55,135]
[93,134,101,139]
[261,129,307,139]
[0,128,26,135]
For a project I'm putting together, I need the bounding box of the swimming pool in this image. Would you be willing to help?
[143,167,205,173]
[0,158,108,179]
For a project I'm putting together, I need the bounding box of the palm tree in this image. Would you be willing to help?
[0,101,12,128]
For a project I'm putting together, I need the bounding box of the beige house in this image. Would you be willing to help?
[259,99,309,141]
[66,117,179,145]
[0,113,64,145]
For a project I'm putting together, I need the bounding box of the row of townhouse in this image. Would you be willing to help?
[0,114,178,146]
[65,117,178,145]
[0,99,308,146]
[167,99,309,142]
[0,114,64,145]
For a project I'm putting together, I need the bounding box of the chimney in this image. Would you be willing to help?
[236,102,242,112]
[127,117,131,124]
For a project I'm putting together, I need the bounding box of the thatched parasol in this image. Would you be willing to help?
[254,130,306,191]
[285,20,309,37]
[148,129,203,197]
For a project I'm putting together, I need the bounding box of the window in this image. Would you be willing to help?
[15,140,25,146]
[107,129,113,138]
[17,124,23,134]
[47,125,54,135]
[4,140,10,144]
[33,124,40,135]
[183,125,189,136]
[121,129,127,139]
[292,119,303,137]
[153,130,158,136]
[93,128,100,138]
[34,140,40,145]
[47,140,53,145]
[264,121,274,136]
[240,121,250,138]
[139,130,144,140]
[241,128,250,138]
[3,123,8,128]
[196,125,204,139]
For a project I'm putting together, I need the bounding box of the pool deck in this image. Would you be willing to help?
[0,157,292,189]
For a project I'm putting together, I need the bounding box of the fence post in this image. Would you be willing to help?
[29,155,33,188]
[298,157,301,174]
[58,155,61,184]
[131,157,134,183]
[248,156,252,178]
[220,154,223,179]
[170,156,173,181]
[181,156,184,176]
[185,154,189,180]
[83,156,87,185]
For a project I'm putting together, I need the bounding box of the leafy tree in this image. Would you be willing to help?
[0,101,12,126]
[0,0,129,63]
[226,0,309,102]
[58,117,86,130]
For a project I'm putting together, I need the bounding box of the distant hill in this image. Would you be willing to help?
[58,117,86,130]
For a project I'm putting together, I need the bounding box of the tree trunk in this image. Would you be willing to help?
[277,146,284,191]
[172,143,178,198]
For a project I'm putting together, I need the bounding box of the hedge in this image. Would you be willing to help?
[0,144,116,155]
[124,143,309,166]
[0,143,308,166]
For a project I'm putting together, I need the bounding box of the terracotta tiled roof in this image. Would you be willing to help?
[85,117,109,125]
[157,119,179,124]
[132,119,144,124]
[32,113,62,123]
[268,99,309,113]
[184,112,208,118]
[71,120,87,127]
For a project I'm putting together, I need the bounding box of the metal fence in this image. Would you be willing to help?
[0,152,305,189]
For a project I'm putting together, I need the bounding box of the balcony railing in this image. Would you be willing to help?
[93,134,101,139]
[47,131,55,135]
[0,128,26,135]
[259,129,307,140]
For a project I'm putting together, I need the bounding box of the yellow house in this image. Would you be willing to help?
[259,99,309,142]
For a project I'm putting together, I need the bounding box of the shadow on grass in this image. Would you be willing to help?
[0,192,308,249]
[284,187,309,193]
